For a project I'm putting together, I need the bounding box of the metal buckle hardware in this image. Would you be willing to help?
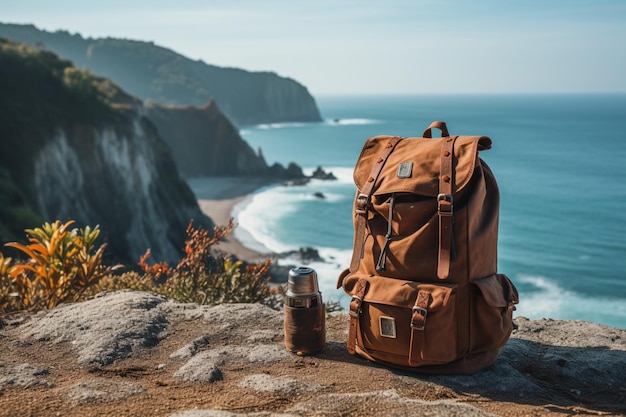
[437,193,454,216]
[410,306,428,330]
[355,193,369,215]
[349,296,363,318]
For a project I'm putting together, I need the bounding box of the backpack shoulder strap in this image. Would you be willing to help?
[349,136,404,273]
[437,136,458,279]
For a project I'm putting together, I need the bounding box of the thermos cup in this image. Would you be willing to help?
[283,266,326,355]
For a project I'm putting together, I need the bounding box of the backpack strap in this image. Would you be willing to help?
[349,136,404,273]
[347,278,368,354]
[437,136,458,279]
[408,290,430,366]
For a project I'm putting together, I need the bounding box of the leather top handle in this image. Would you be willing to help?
[422,121,449,138]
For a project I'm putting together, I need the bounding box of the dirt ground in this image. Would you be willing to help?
[2,301,621,417]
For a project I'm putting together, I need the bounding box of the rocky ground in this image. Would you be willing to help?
[1,291,625,417]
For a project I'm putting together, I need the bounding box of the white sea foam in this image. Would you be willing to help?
[232,185,295,253]
[514,275,626,328]
[255,122,310,129]
[325,118,380,126]
[232,169,355,254]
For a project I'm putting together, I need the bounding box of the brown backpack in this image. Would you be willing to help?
[337,121,519,374]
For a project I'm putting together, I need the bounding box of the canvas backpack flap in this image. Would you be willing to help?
[343,134,493,282]
[346,274,459,368]
[353,134,492,198]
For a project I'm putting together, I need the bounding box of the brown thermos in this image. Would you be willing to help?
[283,267,326,355]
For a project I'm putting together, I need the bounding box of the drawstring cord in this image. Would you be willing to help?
[376,193,395,271]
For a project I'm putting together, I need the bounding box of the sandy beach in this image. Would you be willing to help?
[189,176,278,263]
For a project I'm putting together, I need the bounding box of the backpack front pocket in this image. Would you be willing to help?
[352,275,458,367]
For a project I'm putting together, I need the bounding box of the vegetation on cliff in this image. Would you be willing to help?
[0,38,212,264]
[0,23,323,126]
[1,219,272,313]
[0,37,133,242]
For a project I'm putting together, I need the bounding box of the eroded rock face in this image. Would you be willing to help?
[31,116,212,264]
[1,291,624,417]
[145,101,269,178]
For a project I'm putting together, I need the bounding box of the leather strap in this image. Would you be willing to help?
[347,279,368,354]
[408,290,430,366]
[437,136,457,279]
[349,136,404,273]
[422,121,450,138]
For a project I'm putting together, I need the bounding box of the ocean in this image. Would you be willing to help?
[233,94,626,329]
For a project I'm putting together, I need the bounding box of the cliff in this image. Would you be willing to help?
[145,100,268,177]
[1,290,624,416]
[0,38,212,264]
[0,23,323,126]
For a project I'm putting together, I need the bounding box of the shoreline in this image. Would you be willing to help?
[189,176,278,263]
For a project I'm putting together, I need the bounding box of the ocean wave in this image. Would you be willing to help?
[254,122,311,130]
[232,186,296,253]
[515,275,625,328]
[325,118,379,126]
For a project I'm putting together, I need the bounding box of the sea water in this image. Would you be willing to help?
[234,94,626,329]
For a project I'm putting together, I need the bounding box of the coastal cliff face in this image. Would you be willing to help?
[145,101,268,177]
[0,23,323,126]
[0,38,212,264]
[31,118,211,264]
[145,100,307,178]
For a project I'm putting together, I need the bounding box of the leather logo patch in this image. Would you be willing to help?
[379,316,397,338]
[397,162,413,178]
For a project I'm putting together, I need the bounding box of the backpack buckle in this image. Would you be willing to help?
[437,193,454,216]
[349,296,363,317]
[355,193,369,215]
[411,306,428,330]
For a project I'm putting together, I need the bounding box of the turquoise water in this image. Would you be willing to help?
[235,94,626,329]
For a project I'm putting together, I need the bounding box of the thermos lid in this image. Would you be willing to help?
[286,267,319,297]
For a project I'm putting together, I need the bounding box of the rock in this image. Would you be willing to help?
[169,335,211,360]
[174,357,223,383]
[17,291,170,365]
[312,192,325,199]
[0,362,51,388]
[1,290,625,416]
[277,247,324,265]
[310,166,337,180]
[66,379,145,402]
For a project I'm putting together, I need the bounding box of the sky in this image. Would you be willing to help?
[2,0,626,96]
